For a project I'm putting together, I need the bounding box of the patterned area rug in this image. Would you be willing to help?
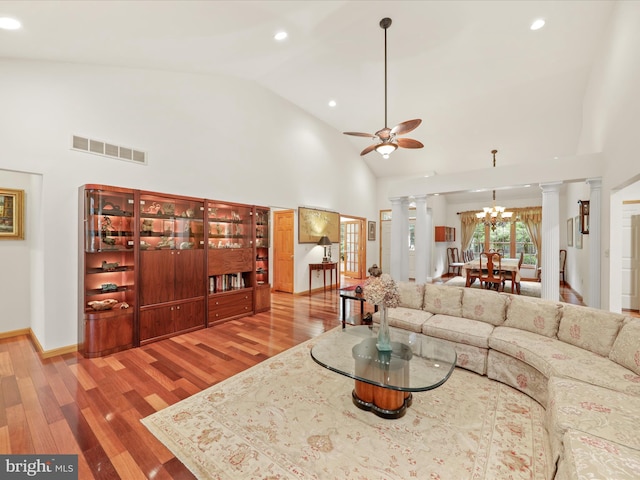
[444,276,542,298]
[142,332,550,479]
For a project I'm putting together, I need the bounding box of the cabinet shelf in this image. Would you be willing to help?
[87,285,131,296]
[90,209,133,217]
[87,266,133,274]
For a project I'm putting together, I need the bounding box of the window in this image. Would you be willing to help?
[470,221,537,265]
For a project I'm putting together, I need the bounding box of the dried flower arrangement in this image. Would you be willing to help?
[363,273,400,308]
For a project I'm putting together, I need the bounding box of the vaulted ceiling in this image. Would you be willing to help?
[0,1,614,182]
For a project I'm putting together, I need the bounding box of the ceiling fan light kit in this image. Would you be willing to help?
[343,18,423,158]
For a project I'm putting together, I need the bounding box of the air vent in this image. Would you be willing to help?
[71,135,147,165]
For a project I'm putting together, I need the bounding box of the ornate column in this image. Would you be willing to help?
[414,195,428,284]
[540,182,562,301]
[587,178,602,308]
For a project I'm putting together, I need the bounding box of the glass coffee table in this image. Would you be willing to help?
[311,325,457,419]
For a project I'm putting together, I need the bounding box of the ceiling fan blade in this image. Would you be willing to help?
[343,131,375,138]
[360,144,378,156]
[397,137,424,149]
[390,119,422,136]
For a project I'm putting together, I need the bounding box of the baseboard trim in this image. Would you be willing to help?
[1,328,77,358]
[28,329,78,359]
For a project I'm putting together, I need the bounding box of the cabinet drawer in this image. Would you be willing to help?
[209,290,253,321]
[208,248,253,274]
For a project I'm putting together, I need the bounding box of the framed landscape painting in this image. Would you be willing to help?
[567,218,573,247]
[0,188,24,240]
[298,207,340,243]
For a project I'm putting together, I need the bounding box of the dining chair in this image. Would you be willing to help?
[479,251,505,292]
[447,247,465,276]
[503,251,523,294]
[559,249,567,284]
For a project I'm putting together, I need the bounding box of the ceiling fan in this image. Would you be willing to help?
[344,17,423,159]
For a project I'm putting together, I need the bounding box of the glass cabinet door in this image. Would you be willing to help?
[139,194,205,250]
[207,201,252,249]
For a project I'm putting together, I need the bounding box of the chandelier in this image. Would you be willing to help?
[476,149,513,231]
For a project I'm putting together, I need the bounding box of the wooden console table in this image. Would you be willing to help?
[309,262,339,294]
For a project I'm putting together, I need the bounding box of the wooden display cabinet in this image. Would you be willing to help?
[206,200,255,324]
[435,226,456,242]
[138,192,206,344]
[255,206,271,312]
[79,185,136,358]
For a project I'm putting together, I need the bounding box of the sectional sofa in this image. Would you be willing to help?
[372,282,640,479]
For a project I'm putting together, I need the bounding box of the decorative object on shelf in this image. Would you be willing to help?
[141,219,154,233]
[144,202,162,214]
[179,241,193,250]
[368,264,382,277]
[162,203,175,216]
[102,236,116,246]
[184,208,194,218]
[317,235,332,262]
[363,273,400,351]
[119,302,130,309]
[87,299,118,311]
[157,236,174,249]
[343,18,423,159]
[476,149,513,231]
[101,283,118,292]
[101,260,119,271]
[578,200,590,234]
[140,240,151,250]
[101,201,120,211]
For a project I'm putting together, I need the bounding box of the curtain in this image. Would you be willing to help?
[459,207,543,265]
[512,207,543,267]
[459,211,480,252]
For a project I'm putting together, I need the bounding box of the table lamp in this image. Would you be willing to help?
[317,235,332,263]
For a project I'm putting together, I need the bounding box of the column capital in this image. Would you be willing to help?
[389,196,408,204]
[586,177,602,189]
[539,181,563,193]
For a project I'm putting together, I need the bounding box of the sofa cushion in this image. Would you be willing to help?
[557,304,624,357]
[504,296,562,338]
[397,281,425,310]
[609,318,640,375]
[423,284,462,317]
[547,377,640,463]
[556,430,640,480]
[490,326,640,397]
[461,288,507,326]
[372,306,433,333]
[422,314,494,349]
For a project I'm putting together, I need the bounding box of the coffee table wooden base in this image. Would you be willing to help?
[352,381,413,419]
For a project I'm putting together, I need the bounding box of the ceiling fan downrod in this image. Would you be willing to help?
[380,17,392,130]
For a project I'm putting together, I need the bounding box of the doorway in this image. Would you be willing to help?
[273,210,294,293]
[340,216,366,279]
[622,202,640,311]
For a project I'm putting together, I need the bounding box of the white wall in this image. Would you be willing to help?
[0,59,378,351]
[0,170,37,334]
[577,1,640,309]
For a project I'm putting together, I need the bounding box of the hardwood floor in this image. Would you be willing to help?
[0,278,631,480]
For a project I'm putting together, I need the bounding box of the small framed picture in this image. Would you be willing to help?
[368,221,376,241]
[567,218,573,247]
[0,188,24,240]
[574,216,582,249]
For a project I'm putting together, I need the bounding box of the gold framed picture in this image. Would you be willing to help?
[298,207,339,243]
[0,188,24,240]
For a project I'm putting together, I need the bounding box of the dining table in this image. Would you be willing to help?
[461,258,522,288]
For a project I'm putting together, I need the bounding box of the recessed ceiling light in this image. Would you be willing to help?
[433,193,440,196]
[530,19,545,31]
[274,31,288,41]
[328,100,337,107]
[0,17,21,30]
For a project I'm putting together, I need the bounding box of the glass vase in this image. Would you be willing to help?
[376,304,392,352]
